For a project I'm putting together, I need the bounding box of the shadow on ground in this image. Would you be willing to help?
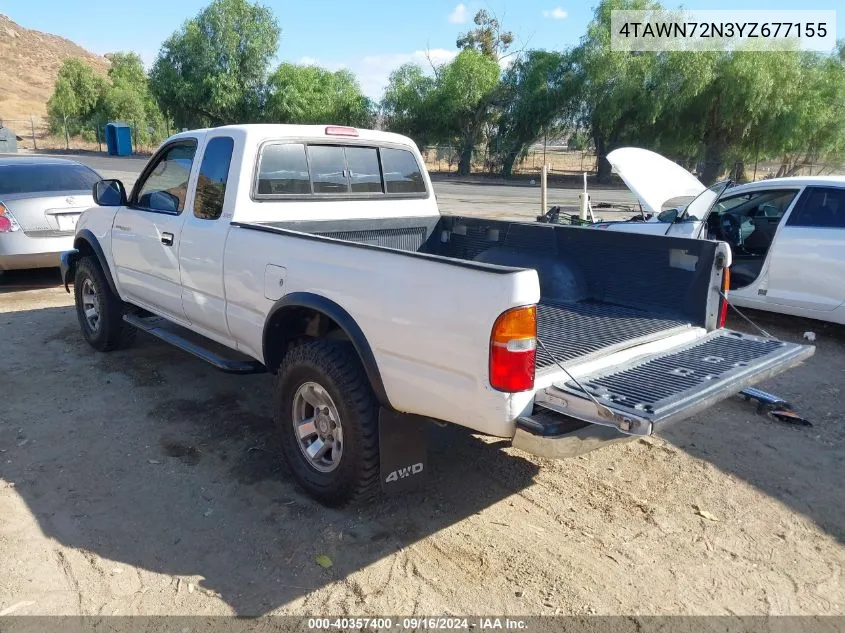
[0,301,539,614]
[1,287,843,615]
[664,309,845,543]
[0,267,63,293]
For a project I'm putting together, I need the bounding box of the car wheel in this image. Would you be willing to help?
[274,339,380,506]
[73,256,135,352]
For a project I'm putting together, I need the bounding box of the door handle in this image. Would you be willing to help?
[161,232,174,246]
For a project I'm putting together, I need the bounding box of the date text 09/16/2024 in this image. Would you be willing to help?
[307,617,529,630]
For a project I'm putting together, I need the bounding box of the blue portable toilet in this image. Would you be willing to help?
[105,122,133,156]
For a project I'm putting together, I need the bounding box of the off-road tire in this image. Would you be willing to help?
[73,256,135,352]
[274,340,380,506]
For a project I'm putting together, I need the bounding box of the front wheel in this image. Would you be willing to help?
[73,256,135,352]
[274,340,380,506]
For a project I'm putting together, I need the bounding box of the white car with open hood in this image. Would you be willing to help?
[58,125,813,505]
[593,148,845,325]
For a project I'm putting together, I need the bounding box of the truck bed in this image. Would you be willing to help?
[535,300,690,370]
[240,214,717,368]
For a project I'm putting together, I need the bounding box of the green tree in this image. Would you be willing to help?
[149,0,280,128]
[380,63,437,143]
[572,0,665,182]
[99,53,168,146]
[381,50,500,175]
[47,58,106,140]
[434,49,501,175]
[760,52,845,177]
[265,63,374,127]
[456,9,514,60]
[493,50,580,176]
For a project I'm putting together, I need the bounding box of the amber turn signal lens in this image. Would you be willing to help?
[718,267,731,328]
[490,305,537,392]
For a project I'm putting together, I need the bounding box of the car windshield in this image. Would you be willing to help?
[0,163,101,195]
[683,179,732,222]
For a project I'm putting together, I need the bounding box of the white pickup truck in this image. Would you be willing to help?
[60,124,814,505]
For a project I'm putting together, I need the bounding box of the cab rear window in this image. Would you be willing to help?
[254,143,426,199]
[380,148,425,194]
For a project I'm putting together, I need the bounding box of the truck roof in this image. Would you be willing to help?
[166,124,418,148]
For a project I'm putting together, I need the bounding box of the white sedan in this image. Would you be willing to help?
[592,148,845,325]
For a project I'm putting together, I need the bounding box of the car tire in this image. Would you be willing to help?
[73,256,135,352]
[274,339,380,506]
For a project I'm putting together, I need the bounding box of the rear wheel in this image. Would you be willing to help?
[73,256,135,351]
[274,340,380,506]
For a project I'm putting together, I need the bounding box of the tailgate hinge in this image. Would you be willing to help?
[536,388,654,437]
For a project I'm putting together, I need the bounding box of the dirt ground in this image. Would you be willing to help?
[0,268,843,617]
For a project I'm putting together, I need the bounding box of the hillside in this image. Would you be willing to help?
[0,13,109,124]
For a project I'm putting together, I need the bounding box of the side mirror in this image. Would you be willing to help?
[93,179,127,207]
[657,208,680,224]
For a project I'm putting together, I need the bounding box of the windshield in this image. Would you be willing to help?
[0,163,101,195]
[684,179,732,225]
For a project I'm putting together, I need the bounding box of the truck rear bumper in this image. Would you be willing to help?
[512,410,634,459]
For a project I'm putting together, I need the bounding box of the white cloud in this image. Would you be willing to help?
[542,7,568,19]
[353,49,458,98]
[297,56,318,66]
[448,3,469,24]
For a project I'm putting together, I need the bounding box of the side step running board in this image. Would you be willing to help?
[123,314,266,374]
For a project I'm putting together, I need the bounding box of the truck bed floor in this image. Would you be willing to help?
[535,301,691,370]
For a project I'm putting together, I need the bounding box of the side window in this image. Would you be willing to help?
[787,187,845,229]
[346,147,382,193]
[708,189,797,248]
[380,148,425,194]
[194,137,234,220]
[308,145,348,194]
[257,144,311,195]
[135,142,197,213]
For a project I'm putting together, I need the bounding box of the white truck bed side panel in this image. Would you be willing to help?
[223,227,540,436]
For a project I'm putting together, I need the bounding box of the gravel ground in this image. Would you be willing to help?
[0,267,842,617]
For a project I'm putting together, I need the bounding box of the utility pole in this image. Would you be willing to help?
[540,163,549,215]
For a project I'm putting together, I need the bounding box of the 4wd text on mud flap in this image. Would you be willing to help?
[384,462,423,483]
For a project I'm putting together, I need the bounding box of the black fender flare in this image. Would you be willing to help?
[263,292,392,409]
[72,229,119,296]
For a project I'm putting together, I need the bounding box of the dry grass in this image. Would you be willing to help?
[422,146,597,176]
[0,13,109,124]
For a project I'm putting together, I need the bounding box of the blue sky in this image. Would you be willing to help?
[1,0,842,98]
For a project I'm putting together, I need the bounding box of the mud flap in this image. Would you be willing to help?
[379,408,428,494]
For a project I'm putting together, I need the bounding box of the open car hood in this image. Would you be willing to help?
[607,148,706,215]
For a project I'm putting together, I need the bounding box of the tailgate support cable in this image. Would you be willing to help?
[720,291,773,339]
[536,337,649,434]
[719,292,812,426]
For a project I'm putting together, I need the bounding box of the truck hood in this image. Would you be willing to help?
[607,148,706,215]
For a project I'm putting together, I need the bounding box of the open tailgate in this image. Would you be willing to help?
[537,329,814,437]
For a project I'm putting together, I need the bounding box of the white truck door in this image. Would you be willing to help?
[179,135,237,342]
[111,139,197,323]
[765,186,845,312]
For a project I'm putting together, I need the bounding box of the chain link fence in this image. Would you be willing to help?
[2,115,843,181]
[421,144,596,177]
[421,143,845,183]
[0,116,171,155]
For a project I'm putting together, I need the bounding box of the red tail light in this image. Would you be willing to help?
[718,267,731,328]
[325,126,359,137]
[0,202,20,233]
[490,305,537,392]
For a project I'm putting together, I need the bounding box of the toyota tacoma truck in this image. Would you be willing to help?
[60,124,814,505]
